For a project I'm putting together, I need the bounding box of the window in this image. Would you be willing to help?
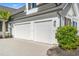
[54,21,56,27]
[64,17,71,26]
[28,3,37,10]
[73,21,77,27]
[28,3,31,10]
[32,3,36,8]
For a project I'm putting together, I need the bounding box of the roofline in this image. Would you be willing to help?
[11,11,24,16]
[12,3,67,21]
[11,3,62,16]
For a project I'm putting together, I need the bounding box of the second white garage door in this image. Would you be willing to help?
[33,20,54,44]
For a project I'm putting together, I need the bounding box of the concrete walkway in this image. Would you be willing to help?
[0,38,52,56]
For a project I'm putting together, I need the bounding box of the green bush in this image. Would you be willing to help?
[56,26,77,50]
[75,36,79,46]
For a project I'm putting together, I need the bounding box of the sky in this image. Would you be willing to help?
[0,3,26,9]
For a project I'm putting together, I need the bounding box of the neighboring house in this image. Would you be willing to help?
[10,3,79,45]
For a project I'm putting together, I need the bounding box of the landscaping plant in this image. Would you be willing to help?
[56,26,77,50]
[0,9,11,38]
[75,35,79,46]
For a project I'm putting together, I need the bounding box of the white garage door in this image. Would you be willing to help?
[13,22,31,40]
[12,18,59,44]
[33,20,54,44]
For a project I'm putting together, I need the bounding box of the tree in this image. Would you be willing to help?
[0,9,11,38]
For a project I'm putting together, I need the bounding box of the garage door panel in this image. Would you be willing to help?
[34,20,53,43]
[13,23,31,40]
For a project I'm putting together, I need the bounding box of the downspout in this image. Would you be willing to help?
[57,3,68,27]
[57,11,62,27]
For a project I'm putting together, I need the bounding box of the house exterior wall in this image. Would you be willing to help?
[12,12,60,44]
[13,12,58,23]
[65,4,79,35]
[72,4,79,34]
[10,3,79,45]
[10,3,70,44]
[71,18,79,35]
[12,17,60,44]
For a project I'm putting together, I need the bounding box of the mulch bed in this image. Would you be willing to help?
[47,46,79,56]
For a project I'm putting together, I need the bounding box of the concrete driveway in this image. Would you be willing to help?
[0,38,52,56]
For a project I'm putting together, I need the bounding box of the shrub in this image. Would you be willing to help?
[56,26,77,50]
[5,32,12,38]
[0,32,12,38]
[75,36,79,46]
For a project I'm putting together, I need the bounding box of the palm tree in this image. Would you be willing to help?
[0,9,11,38]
